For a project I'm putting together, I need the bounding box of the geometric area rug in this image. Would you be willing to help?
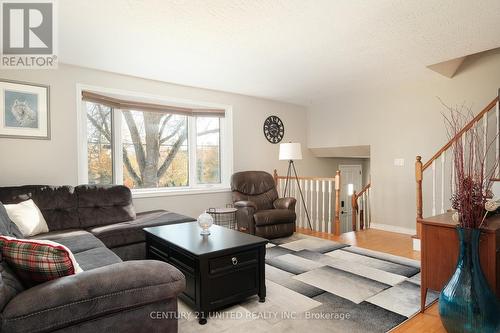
[178,233,439,333]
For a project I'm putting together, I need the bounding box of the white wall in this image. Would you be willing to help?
[307,49,500,232]
[0,64,337,218]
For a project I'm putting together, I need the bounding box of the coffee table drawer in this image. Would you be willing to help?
[169,248,195,274]
[208,265,258,306]
[209,249,258,275]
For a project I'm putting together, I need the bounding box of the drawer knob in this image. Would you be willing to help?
[232,257,238,265]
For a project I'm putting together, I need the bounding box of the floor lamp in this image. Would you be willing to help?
[279,142,313,230]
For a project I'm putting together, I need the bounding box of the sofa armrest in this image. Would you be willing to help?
[273,197,297,210]
[2,260,185,333]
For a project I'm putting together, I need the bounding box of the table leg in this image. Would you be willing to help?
[198,312,207,325]
[258,245,266,303]
[421,286,428,313]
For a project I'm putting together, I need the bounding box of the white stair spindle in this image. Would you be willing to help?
[367,188,371,228]
[303,179,307,229]
[364,189,367,228]
[328,180,332,234]
[364,193,368,227]
[305,179,309,230]
[315,180,321,231]
[451,160,456,195]
[472,122,477,168]
[358,192,366,230]
[297,179,302,228]
[496,101,499,178]
[441,151,445,214]
[307,180,316,231]
[321,180,326,232]
[432,160,436,216]
[483,114,488,176]
[291,178,296,226]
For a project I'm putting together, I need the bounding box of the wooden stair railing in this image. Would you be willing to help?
[352,183,371,231]
[415,96,500,239]
[273,169,342,235]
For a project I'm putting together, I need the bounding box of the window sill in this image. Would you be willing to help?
[131,186,231,199]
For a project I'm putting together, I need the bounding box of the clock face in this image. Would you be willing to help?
[263,115,284,144]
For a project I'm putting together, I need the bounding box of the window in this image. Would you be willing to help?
[347,183,354,196]
[80,90,231,195]
[196,117,220,184]
[86,102,113,185]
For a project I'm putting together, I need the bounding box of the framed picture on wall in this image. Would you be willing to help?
[0,80,50,140]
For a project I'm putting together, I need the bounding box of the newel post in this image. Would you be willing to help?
[415,156,423,238]
[334,170,341,236]
[273,169,278,187]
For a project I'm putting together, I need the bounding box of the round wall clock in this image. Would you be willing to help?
[263,115,284,144]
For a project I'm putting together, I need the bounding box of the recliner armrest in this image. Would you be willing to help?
[273,197,297,210]
[2,260,185,333]
[234,201,257,234]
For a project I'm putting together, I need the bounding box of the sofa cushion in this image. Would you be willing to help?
[74,247,122,271]
[0,261,24,311]
[29,230,119,271]
[29,230,106,254]
[76,185,136,228]
[88,210,195,248]
[0,186,79,231]
[110,243,146,261]
[0,202,23,238]
[253,209,296,226]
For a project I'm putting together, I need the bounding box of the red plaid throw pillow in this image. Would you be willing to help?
[0,236,82,287]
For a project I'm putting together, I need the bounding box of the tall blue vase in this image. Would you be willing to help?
[438,227,500,333]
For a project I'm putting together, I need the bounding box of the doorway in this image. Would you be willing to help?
[339,164,363,233]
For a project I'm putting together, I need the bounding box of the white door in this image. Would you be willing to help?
[339,165,363,233]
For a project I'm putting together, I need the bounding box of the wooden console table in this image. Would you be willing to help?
[419,212,500,312]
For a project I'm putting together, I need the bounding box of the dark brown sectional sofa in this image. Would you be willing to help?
[0,184,196,333]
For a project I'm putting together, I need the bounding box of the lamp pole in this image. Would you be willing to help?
[283,159,313,230]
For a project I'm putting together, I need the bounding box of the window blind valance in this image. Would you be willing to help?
[81,91,225,117]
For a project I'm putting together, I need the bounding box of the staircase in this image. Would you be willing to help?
[414,95,500,250]
[273,169,373,235]
[274,170,342,235]
[352,183,372,231]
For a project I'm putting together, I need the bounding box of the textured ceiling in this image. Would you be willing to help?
[59,0,500,105]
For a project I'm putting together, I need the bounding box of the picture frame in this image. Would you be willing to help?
[0,79,50,140]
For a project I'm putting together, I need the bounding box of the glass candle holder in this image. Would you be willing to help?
[198,212,214,235]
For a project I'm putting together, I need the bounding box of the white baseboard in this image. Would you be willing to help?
[370,223,416,236]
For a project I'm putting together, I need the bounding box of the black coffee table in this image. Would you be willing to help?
[143,222,268,324]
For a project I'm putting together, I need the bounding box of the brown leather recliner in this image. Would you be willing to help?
[231,171,297,239]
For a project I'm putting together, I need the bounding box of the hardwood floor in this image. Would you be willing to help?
[296,227,446,333]
[296,227,420,260]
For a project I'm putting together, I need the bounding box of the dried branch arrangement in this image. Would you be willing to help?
[442,103,499,229]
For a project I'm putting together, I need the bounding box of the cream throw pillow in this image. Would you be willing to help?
[4,199,49,236]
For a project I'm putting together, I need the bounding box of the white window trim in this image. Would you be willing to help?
[76,84,234,198]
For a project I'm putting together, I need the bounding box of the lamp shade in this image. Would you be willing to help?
[279,142,302,160]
